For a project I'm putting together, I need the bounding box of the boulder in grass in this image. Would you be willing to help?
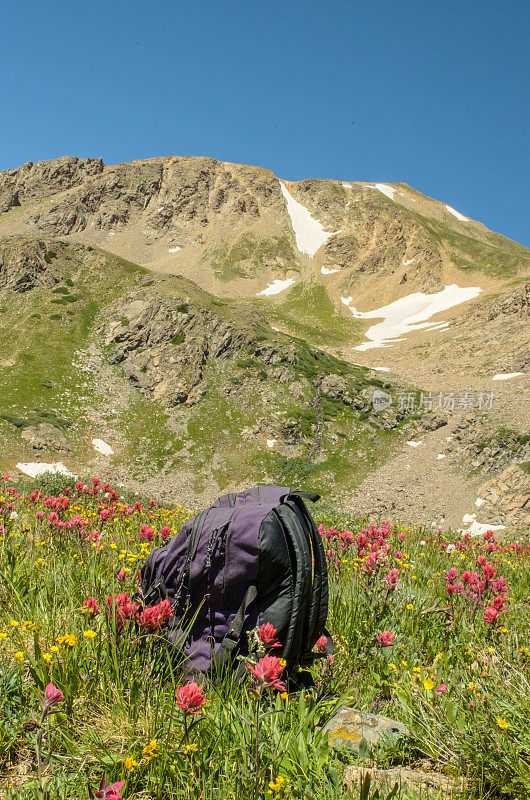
[323,707,409,751]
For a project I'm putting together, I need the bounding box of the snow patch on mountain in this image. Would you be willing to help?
[92,439,114,456]
[492,372,524,381]
[366,184,403,201]
[445,204,469,222]
[321,266,340,274]
[16,462,75,478]
[344,284,481,351]
[258,278,296,296]
[280,182,339,257]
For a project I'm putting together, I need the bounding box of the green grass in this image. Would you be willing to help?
[0,479,528,798]
[255,283,364,348]
[207,233,298,282]
[406,210,530,278]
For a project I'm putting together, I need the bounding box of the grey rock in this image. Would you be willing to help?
[323,707,409,751]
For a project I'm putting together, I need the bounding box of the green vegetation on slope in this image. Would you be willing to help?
[254,283,363,348]
[206,233,298,282]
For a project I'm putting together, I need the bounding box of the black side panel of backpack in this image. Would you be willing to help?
[272,504,313,668]
[257,510,294,649]
[286,495,329,651]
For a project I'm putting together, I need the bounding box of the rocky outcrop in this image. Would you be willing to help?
[21,423,71,452]
[0,156,103,212]
[477,462,530,527]
[101,283,265,406]
[22,156,283,237]
[0,237,64,292]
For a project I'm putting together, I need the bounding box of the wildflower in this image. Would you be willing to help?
[406,603,414,609]
[315,635,328,652]
[258,623,281,648]
[484,607,499,624]
[9,620,19,627]
[436,684,448,693]
[281,691,289,700]
[50,645,59,653]
[42,653,52,662]
[424,678,434,691]
[84,630,97,638]
[94,776,126,800]
[14,651,24,661]
[376,630,395,647]
[384,568,399,590]
[142,739,158,758]
[268,775,287,794]
[116,569,127,582]
[124,756,138,771]
[82,597,100,616]
[248,655,286,691]
[496,717,509,730]
[39,682,64,716]
[183,743,198,753]
[176,682,207,715]
[56,634,77,647]
[137,599,172,630]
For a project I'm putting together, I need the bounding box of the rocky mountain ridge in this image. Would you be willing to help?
[0,155,528,528]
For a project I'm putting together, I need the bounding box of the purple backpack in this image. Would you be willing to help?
[139,486,330,678]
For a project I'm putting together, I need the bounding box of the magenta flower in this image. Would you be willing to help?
[176,681,207,715]
[376,631,395,647]
[247,655,286,691]
[257,623,281,648]
[38,682,64,716]
[436,684,448,693]
[315,635,328,652]
[94,775,125,800]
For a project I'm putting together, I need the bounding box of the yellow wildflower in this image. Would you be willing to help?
[50,645,59,653]
[14,651,24,661]
[84,630,97,639]
[424,678,434,691]
[56,634,77,647]
[42,652,52,662]
[496,717,509,730]
[406,603,414,609]
[142,739,158,758]
[9,620,19,627]
[124,756,138,771]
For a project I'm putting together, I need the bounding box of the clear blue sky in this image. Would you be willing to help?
[1,0,528,245]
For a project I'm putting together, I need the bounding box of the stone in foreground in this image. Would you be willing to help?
[323,707,409,750]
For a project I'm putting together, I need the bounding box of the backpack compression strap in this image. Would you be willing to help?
[209,584,258,675]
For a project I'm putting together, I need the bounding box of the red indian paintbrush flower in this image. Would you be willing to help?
[176,681,206,715]
[247,655,286,691]
[376,631,395,647]
[94,775,125,800]
[39,682,64,716]
[257,623,281,648]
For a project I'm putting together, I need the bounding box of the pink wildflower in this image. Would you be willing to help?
[385,568,399,590]
[484,606,499,624]
[39,682,64,716]
[94,776,126,800]
[376,631,395,647]
[137,599,172,630]
[257,623,281,648]
[315,635,328,652]
[176,681,206,715]
[436,684,448,693]
[247,655,286,691]
[83,597,100,617]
